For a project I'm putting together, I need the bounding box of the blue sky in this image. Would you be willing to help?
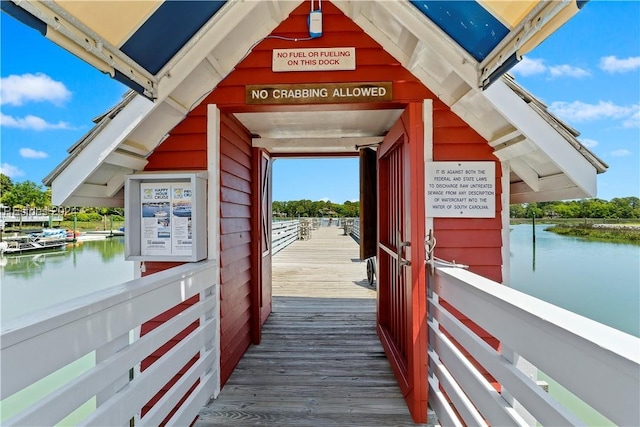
[1,1,638,205]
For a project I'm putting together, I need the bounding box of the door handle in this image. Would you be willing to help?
[396,231,411,267]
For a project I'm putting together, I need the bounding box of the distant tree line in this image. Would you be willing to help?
[1,174,50,208]
[510,197,640,219]
[273,199,359,218]
[1,174,123,221]
[4,174,637,220]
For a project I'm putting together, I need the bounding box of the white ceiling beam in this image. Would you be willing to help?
[72,183,113,199]
[252,136,382,151]
[511,173,588,204]
[119,140,151,157]
[509,158,540,192]
[163,96,189,116]
[105,151,148,170]
[407,41,426,75]
[205,54,230,80]
[343,10,410,65]
[106,173,129,198]
[489,128,522,147]
[267,0,285,22]
[346,0,362,20]
[491,136,533,161]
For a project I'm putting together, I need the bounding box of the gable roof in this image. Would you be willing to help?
[2,0,588,98]
[4,0,605,206]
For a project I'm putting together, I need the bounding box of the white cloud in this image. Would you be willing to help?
[549,100,640,124]
[548,64,591,79]
[0,112,72,131]
[1,73,72,106]
[320,197,330,202]
[512,57,547,76]
[578,138,598,148]
[622,111,640,128]
[512,57,589,79]
[0,163,25,178]
[19,148,48,159]
[611,149,631,157]
[599,56,640,73]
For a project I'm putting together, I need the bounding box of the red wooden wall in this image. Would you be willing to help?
[217,114,255,384]
[140,111,256,404]
[136,0,505,412]
[432,109,503,283]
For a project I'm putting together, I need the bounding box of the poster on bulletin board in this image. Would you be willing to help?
[140,182,193,256]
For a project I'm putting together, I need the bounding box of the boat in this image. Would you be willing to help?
[0,228,68,255]
[173,205,192,217]
[154,210,168,217]
[83,229,125,237]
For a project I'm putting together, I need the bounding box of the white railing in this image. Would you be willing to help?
[1,260,219,426]
[350,218,360,240]
[0,214,64,224]
[272,220,300,255]
[428,266,640,426]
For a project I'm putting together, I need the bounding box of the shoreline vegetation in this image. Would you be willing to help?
[511,219,640,244]
[545,223,640,245]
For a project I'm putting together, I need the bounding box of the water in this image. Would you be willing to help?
[509,224,640,426]
[509,224,640,337]
[1,228,638,425]
[0,237,134,424]
[1,237,134,322]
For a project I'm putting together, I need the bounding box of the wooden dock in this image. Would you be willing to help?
[196,226,435,426]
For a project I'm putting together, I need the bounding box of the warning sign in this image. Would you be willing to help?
[426,162,496,218]
[273,47,356,72]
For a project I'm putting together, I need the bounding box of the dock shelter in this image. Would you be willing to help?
[3,1,611,424]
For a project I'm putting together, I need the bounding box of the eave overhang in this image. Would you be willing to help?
[15,0,604,206]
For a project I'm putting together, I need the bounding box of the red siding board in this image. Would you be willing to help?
[220,255,252,284]
[220,187,252,206]
[221,291,251,322]
[221,122,251,146]
[220,231,252,252]
[220,217,251,235]
[220,138,251,168]
[143,261,185,275]
[433,128,486,142]
[435,217,502,230]
[153,134,206,152]
[436,230,502,248]
[220,328,251,384]
[219,270,252,300]
[220,201,251,218]
[220,243,252,266]
[221,171,252,193]
[221,155,252,181]
[170,116,207,134]
[436,247,502,267]
[145,152,207,170]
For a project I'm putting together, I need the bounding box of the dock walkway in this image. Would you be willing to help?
[196,226,433,426]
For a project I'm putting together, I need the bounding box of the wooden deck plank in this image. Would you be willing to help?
[196,227,435,426]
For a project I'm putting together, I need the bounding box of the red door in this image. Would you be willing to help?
[377,103,428,423]
[251,148,273,344]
